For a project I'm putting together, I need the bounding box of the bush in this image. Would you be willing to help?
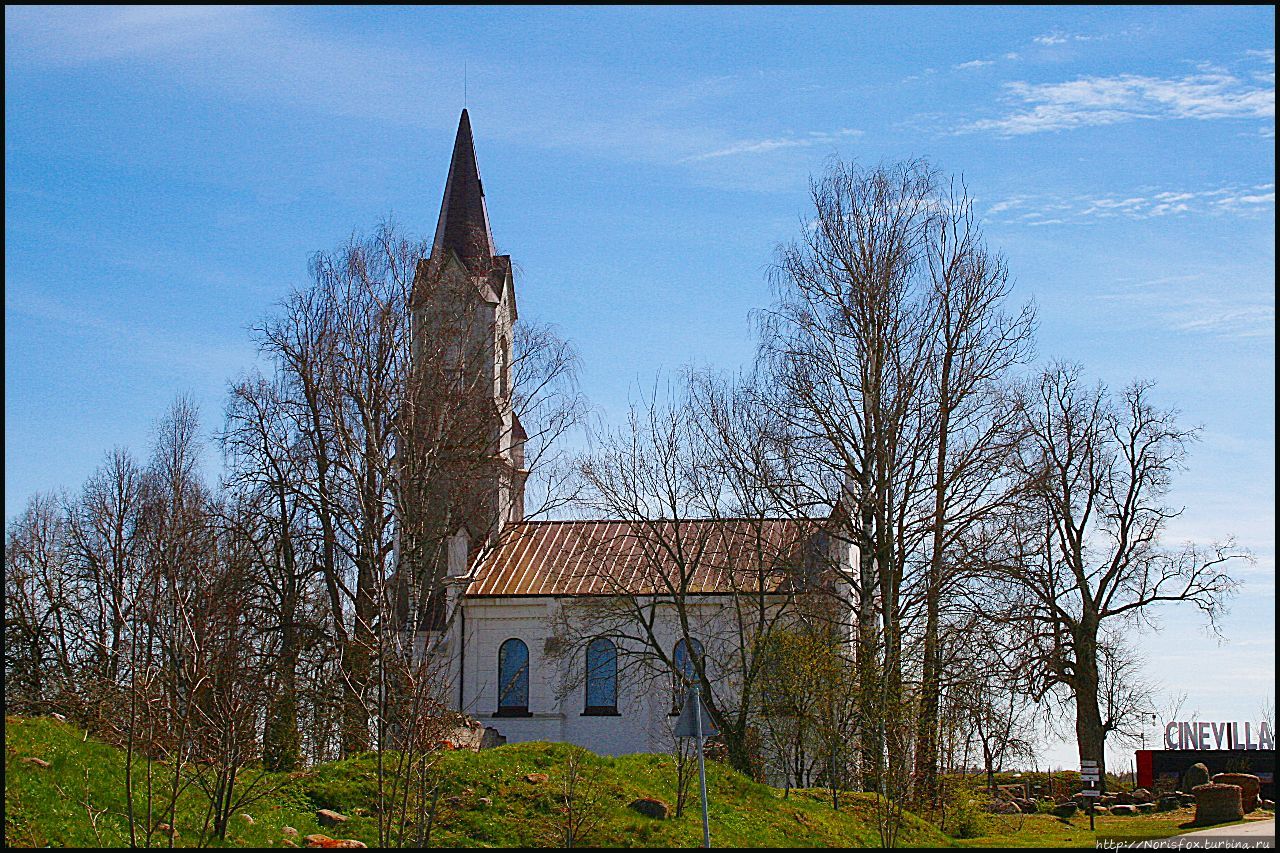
[943,794,990,839]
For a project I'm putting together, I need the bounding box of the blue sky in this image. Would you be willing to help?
[5,6,1273,769]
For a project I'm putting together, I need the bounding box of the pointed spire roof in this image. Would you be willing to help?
[432,109,496,270]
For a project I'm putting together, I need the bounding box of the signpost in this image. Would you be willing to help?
[675,684,717,848]
[1081,760,1100,831]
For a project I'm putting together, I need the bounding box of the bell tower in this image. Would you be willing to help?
[400,110,527,631]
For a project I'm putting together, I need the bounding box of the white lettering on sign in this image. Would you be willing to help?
[1162,720,1274,751]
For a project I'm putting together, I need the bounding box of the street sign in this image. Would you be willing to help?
[1081,789,1101,797]
[1081,760,1099,768]
[674,690,719,738]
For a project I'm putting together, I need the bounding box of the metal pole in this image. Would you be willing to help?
[693,684,711,848]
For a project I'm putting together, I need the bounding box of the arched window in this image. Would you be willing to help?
[497,638,530,716]
[584,638,618,715]
[671,637,705,714]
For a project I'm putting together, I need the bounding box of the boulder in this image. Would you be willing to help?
[283,841,298,848]
[304,835,368,849]
[524,772,549,784]
[478,797,492,808]
[316,809,348,828]
[1179,792,1197,806]
[987,800,1020,814]
[1183,762,1211,792]
[1157,795,1182,812]
[1015,798,1036,813]
[283,826,299,837]
[1136,802,1155,814]
[20,757,50,768]
[1113,791,1135,805]
[1211,773,1260,812]
[629,797,671,819]
[1192,783,1244,826]
[480,727,507,749]
[239,813,255,825]
[1109,804,1138,816]
[50,712,67,723]
[1260,799,1274,811]
[1091,805,1110,814]
[1131,787,1154,804]
[1052,802,1079,818]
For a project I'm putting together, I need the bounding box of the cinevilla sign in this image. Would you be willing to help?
[1163,720,1275,751]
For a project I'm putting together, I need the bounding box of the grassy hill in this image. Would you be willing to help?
[5,715,951,848]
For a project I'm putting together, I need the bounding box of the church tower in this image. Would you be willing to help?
[400,110,527,631]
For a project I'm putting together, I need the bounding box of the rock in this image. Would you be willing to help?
[1131,787,1154,804]
[478,797,492,808]
[1261,799,1274,811]
[1091,805,1109,815]
[307,840,366,850]
[629,797,671,819]
[1180,793,1197,806]
[316,809,348,828]
[1136,802,1155,814]
[283,826,299,837]
[1100,795,1117,807]
[1052,802,1078,818]
[1109,804,1138,816]
[20,757,50,768]
[987,800,1020,814]
[1212,773,1261,813]
[50,712,67,723]
[1157,795,1182,812]
[1183,762,1211,792]
[283,841,298,848]
[480,727,507,749]
[1015,797,1037,813]
[303,836,331,846]
[156,823,180,838]
[239,813,255,824]
[1192,783,1244,826]
[1113,791,1135,806]
[524,772,549,784]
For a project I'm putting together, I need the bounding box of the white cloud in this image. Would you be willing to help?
[985,182,1275,229]
[1096,272,1276,341]
[965,71,1275,135]
[686,129,863,161]
[955,59,994,70]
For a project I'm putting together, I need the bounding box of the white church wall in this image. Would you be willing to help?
[457,593,813,758]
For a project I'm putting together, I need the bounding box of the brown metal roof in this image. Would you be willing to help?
[465,517,827,597]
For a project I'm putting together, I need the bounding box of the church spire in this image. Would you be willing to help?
[432,109,496,270]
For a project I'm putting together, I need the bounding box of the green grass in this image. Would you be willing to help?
[9,717,1267,848]
[6,715,950,848]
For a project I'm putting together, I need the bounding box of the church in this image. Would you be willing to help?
[401,110,856,759]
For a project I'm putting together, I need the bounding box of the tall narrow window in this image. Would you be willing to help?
[671,637,705,714]
[497,638,530,715]
[584,638,618,715]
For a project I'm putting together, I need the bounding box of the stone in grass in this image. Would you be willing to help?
[1157,795,1181,812]
[1051,802,1078,818]
[316,809,349,828]
[239,813,255,824]
[1192,783,1243,826]
[1109,804,1138,816]
[283,826,299,837]
[1136,803,1155,814]
[524,772,549,784]
[630,797,671,819]
[20,757,50,768]
[303,834,367,848]
[1131,788,1154,804]
[1091,805,1110,815]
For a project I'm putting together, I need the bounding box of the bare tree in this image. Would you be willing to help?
[988,365,1245,788]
